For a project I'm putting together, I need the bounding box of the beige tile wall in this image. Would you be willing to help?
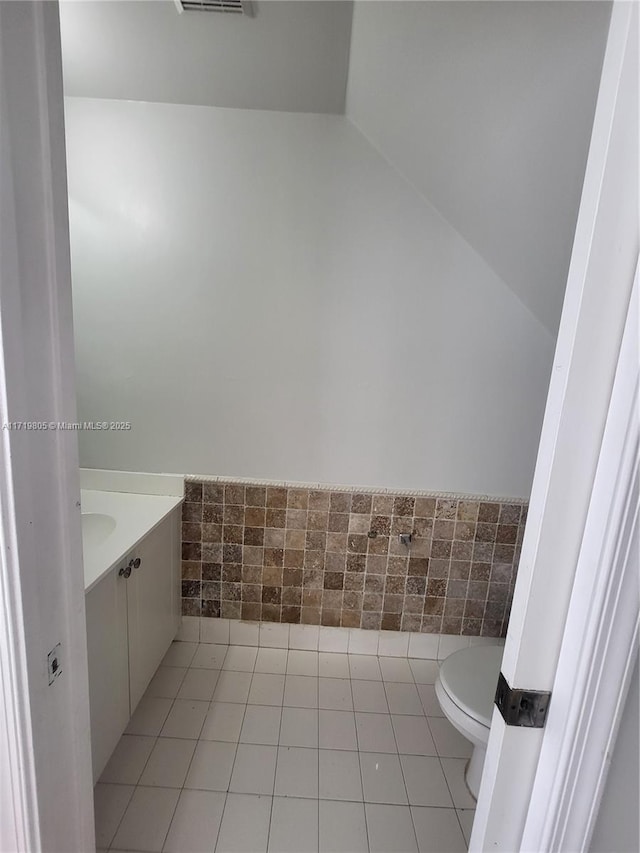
[181,481,527,637]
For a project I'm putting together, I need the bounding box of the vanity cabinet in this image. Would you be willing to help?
[85,507,181,783]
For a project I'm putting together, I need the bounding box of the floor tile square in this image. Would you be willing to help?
[192,644,229,670]
[93,783,134,849]
[185,740,236,791]
[216,793,271,853]
[111,785,180,852]
[417,684,444,717]
[287,650,319,676]
[318,678,353,711]
[409,659,441,685]
[274,746,319,799]
[177,668,220,701]
[318,710,358,751]
[214,671,253,704]
[288,624,320,652]
[161,699,209,739]
[456,809,476,847]
[352,680,389,713]
[200,618,230,645]
[391,715,437,756]
[248,673,286,706]
[400,755,453,807]
[230,743,277,795]
[229,620,260,647]
[411,806,467,852]
[348,629,379,656]
[318,653,350,679]
[441,758,476,809]
[385,683,424,715]
[241,705,282,745]
[355,712,397,753]
[138,737,196,788]
[280,707,318,747]
[319,800,368,853]
[268,796,318,852]
[407,634,439,660]
[377,633,409,659]
[348,655,382,681]
[365,803,417,853]
[283,675,318,708]
[259,623,290,649]
[201,702,246,742]
[163,789,226,853]
[360,752,408,804]
[428,718,473,759]
[99,734,155,785]
[319,750,363,801]
[379,657,414,683]
[125,696,173,737]
[176,616,200,643]
[318,627,349,654]
[223,646,258,672]
[255,648,288,674]
[145,666,187,699]
[162,642,198,668]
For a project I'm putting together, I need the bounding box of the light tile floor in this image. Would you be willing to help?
[95,642,476,853]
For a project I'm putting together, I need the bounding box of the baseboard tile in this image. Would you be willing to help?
[176,616,504,661]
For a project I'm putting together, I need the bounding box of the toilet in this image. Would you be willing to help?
[435,643,504,799]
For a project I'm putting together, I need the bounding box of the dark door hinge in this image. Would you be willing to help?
[495,671,551,728]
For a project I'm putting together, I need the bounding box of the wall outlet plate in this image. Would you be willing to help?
[47,643,62,685]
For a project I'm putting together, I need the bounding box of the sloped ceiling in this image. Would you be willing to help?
[61,0,611,336]
[346,1,611,335]
[59,0,353,113]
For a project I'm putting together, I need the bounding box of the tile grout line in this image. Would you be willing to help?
[317,668,321,852]
[107,663,182,852]
[262,645,289,850]
[160,643,229,853]
[411,659,473,850]
[212,643,252,853]
[384,666,421,853]
[409,657,466,853]
[104,784,136,852]
[349,655,372,853]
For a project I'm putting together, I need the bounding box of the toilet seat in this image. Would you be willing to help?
[438,644,504,730]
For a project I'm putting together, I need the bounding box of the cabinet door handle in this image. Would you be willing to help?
[119,565,132,579]
[132,557,141,569]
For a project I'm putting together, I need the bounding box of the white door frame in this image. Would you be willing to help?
[522,265,639,852]
[472,3,639,850]
[0,2,94,851]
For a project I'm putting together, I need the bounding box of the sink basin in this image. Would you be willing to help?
[82,512,116,548]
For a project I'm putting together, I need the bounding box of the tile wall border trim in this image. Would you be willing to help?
[184,473,528,505]
[176,616,505,661]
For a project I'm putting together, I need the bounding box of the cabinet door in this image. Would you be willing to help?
[127,508,181,713]
[85,568,129,783]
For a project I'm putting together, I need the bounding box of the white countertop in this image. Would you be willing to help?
[82,488,182,593]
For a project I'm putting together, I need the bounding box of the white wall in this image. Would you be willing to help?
[346,1,610,335]
[60,0,353,114]
[590,660,639,853]
[66,97,554,497]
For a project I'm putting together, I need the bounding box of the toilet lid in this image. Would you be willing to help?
[439,645,504,728]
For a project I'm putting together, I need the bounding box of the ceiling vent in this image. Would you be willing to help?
[175,0,253,14]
